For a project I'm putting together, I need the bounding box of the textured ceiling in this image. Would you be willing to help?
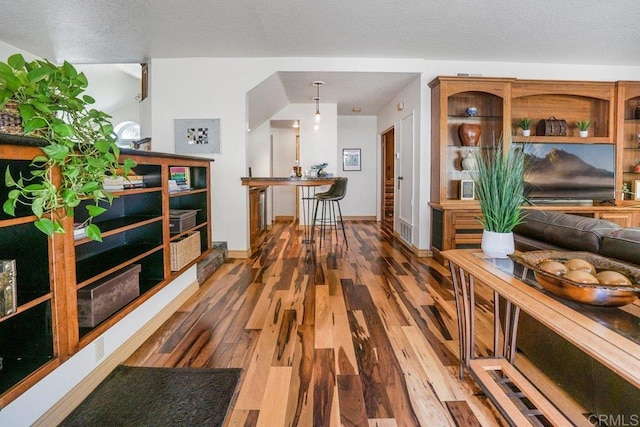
[2,0,639,124]
[0,0,638,66]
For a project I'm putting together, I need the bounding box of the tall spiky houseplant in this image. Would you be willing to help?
[0,54,136,241]
[469,138,527,257]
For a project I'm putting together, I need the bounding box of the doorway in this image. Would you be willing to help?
[381,127,395,232]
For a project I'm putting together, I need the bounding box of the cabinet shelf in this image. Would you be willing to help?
[0,143,213,408]
[74,215,163,244]
[511,136,613,144]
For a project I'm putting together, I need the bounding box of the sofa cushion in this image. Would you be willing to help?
[599,228,640,265]
[514,210,621,253]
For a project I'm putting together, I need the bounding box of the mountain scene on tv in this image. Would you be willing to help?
[522,146,615,199]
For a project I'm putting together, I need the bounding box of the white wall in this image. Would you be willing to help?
[112,57,640,254]
[148,58,424,252]
[271,127,297,218]
[337,115,378,217]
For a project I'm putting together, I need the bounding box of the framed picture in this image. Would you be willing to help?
[343,148,361,171]
[460,180,475,200]
[175,118,221,154]
[633,180,640,200]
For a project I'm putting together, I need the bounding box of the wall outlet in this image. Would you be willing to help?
[94,337,105,362]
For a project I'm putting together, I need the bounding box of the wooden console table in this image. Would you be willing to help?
[443,249,640,425]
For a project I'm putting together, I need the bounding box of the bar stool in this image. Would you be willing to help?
[311,178,348,249]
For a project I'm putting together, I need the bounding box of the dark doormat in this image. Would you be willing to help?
[60,365,241,427]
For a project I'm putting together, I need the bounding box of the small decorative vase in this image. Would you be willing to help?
[522,129,531,137]
[579,130,588,138]
[481,230,514,259]
[459,123,481,146]
[465,107,478,117]
[461,151,477,171]
[633,162,640,173]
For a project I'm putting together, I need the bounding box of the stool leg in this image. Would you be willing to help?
[336,200,347,247]
[311,198,321,243]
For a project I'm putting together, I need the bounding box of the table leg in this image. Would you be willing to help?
[300,186,317,245]
[448,262,475,379]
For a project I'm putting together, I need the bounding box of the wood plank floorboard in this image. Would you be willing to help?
[126,220,507,426]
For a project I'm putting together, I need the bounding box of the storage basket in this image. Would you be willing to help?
[0,101,23,135]
[170,230,201,271]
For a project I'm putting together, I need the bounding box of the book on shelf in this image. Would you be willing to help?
[169,166,192,190]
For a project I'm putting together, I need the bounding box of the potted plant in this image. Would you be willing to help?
[0,54,136,241]
[576,120,591,137]
[470,138,527,258]
[516,117,532,137]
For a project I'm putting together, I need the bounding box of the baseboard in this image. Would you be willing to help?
[33,280,199,426]
[227,249,250,259]
[392,230,432,258]
[343,215,376,221]
[274,216,294,222]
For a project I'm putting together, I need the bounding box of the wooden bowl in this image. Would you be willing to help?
[510,251,640,307]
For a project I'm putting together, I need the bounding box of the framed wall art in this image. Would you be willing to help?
[460,180,475,200]
[342,148,361,171]
[175,118,221,154]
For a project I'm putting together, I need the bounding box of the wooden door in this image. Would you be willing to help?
[381,127,395,231]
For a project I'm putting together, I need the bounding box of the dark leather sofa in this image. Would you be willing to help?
[512,209,640,417]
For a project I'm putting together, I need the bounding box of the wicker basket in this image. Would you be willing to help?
[170,231,201,271]
[0,101,23,135]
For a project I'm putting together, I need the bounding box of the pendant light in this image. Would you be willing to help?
[313,81,324,130]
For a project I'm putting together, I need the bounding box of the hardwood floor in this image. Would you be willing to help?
[125,220,505,426]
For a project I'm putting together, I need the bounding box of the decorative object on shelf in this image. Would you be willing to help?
[458,123,481,146]
[516,117,532,137]
[293,160,302,177]
[342,148,361,171]
[635,105,640,120]
[0,54,137,241]
[465,107,478,117]
[536,116,567,136]
[460,179,475,200]
[174,118,221,154]
[633,180,640,200]
[469,138,527,258]
[311,162,329,176]
[461,151,477,171]
[621,182,633,200]
[0,260,16,317]
[632,161,640,173]
[0,101,23,135]
[576,120,591,137]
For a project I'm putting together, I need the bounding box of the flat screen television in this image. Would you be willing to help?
[514,142,616,201]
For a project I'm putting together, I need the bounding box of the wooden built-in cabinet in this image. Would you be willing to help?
[429,76,640,261]
[0,135,212,406]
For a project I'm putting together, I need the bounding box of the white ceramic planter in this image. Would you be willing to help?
[522,129,531,137]
[481,230,515,259]
[579,130,589,137]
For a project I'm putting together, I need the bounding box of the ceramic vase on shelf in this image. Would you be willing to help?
[481,230,515,259]
[459,123,481,147]
[579,130,588,138]
[522,129,531,137]
[461,151,477,171]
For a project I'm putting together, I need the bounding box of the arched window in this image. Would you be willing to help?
[114,121,141,148]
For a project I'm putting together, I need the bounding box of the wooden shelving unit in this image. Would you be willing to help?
[0,136,213,406]
[429,76,640,262]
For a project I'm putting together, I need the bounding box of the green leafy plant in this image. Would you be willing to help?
[470,139,527,233]
[576,120,591,131]
[0,54,136,241]
[516,117,532,130]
